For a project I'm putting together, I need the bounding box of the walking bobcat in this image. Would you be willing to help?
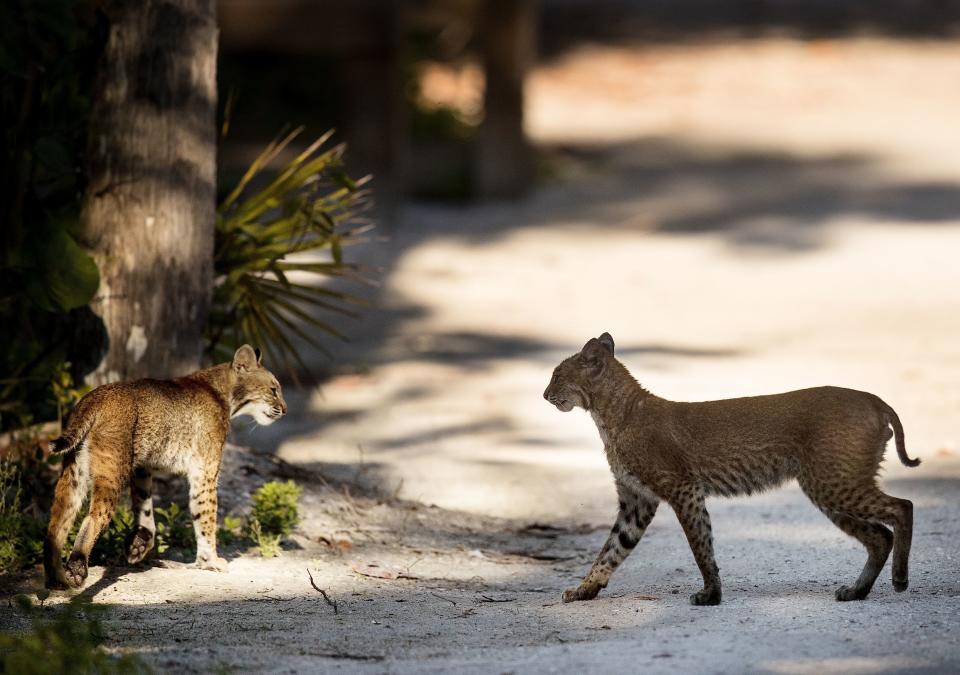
[44,345,286,589]
[544,333,918,605]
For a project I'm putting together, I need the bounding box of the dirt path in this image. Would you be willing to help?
[5,37,960,673]
[7,458,959,673]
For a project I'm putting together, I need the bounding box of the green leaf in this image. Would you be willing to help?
[24,227,99,311]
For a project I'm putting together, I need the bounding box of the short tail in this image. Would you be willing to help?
[48,403,93,454]
[882,401,920,467]
[49,435,78,454]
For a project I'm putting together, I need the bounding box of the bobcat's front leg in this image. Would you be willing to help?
[563,481,659,602]
[188,459,227,572]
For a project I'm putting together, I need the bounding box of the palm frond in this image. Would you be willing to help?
[209,130,372,379]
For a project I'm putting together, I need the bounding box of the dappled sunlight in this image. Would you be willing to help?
[528,39,960,181]
[252,37,960,535]
[18,458,960,671]
[286,214,960,520]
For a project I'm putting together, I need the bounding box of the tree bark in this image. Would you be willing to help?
[79,0,218,384]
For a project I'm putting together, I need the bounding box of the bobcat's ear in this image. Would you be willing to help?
[233,344,259,372]
[254,347,262,364]
[581,338,607,364]
[597,332,615,355]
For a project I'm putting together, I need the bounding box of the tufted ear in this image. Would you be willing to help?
[232,344,259,373]
[597,332,615,355]
[254,347,263,364]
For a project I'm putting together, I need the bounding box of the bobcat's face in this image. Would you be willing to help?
[230,345,287,426]
[543,333,616,412]
[544,356,589,411]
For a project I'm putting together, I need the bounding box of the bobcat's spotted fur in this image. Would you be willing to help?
[544,333,919,605]
[44,345,286,589]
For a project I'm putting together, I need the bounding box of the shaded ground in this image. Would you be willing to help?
[4,37,960,673]
[4,458,958,673]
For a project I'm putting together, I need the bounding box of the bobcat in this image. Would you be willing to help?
[44,345,286,589]
[544,333,919,605]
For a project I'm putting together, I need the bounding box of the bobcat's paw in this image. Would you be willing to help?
[892,578,909,593]
[45,576,70,591]
[835,585,870,601]
[126,527,155,564]
[64,554,88,589]
[689,587,721,606]
[196,555,229,573]
[562,584,601,603]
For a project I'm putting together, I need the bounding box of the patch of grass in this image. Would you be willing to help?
[0,457,47,574]
[249,480,302,537]
[218,481,303,558]
[216,515,244,546]
[154,503,194,554]
[64,501,195,567]
[247,518,281,558]
[91,505,134,566]
[64,504,134,567]
[0,595,149,674]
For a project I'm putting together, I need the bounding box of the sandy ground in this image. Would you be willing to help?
[4,37,960,673]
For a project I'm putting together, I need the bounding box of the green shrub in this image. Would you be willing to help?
[93,505,133,567]
[154,503,194,554]
[247,518,281,558]
[63,501,196,567]
[216,515,244,546]
[63,504,133,568]
[0,457,47,574]
[0,596,149,674]
[249,480,302,537]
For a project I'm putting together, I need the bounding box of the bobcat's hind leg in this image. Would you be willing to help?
[65,477,122,588]
[802,474,912,599]
[44,451,89,589]
[670,485,722,606]
[822,510,892,601]
[883,496,913,592]
[563,480,659,603]
[856,490,913,593]
[126,467,156,564]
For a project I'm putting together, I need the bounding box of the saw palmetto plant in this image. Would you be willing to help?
[209,128,374,379]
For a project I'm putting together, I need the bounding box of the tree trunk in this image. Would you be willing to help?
[475,0,536,199]
[79,0,218,385]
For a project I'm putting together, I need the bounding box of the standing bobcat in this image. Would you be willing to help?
[544,333,918,605]
[44,345,286,589]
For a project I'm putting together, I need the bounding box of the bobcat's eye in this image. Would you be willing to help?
[271,387,279,397]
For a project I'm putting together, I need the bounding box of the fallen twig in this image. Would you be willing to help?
[431,592,457,606]
[306,568,339,614]
[479,594,516,603]
[350,560,419,580]
[505,549,578,562]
